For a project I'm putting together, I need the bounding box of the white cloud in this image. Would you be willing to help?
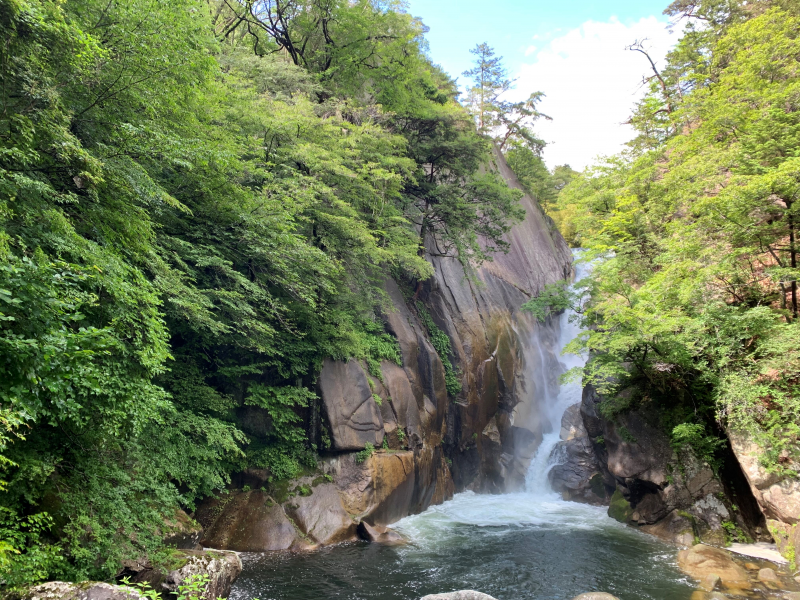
[514,16,676,170]
[523,45,537,57]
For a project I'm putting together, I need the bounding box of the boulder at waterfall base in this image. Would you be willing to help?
[677,544,750,589]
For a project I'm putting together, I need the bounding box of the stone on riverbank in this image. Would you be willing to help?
[757,567,779,584]
[677,544,750,589]
[570,594,620,600]
[22,582,147,600]
[119,549,241,600]
[161,549,241,600]
[699,574,720,592]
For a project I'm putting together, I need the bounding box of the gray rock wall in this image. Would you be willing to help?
[554,383,772,548]
[197,148,573,551]
[421,148,572,492]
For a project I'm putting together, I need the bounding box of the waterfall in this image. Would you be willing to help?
[525,251,590,495]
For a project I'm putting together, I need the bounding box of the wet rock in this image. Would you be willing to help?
[283,483,356,544]
[699,574,721,592]
[23,582,147,600]
[570,594,620,600]
[548,401,609,505]
[640,509,696,547]
[608,488,634,523]
[357,521,405,544]
[677,544,750,589]
[420,593,497,600]
[161,550,242,600]
[757,567,778,584]
[197,490,298,551]
[319,359,384,451]
[560,404,587,441]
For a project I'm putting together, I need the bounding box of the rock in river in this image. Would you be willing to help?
[677,544,750,589]
[357,521,405,544]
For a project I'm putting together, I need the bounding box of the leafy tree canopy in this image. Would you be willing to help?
[550,0,800,476]
[0,0,526,585]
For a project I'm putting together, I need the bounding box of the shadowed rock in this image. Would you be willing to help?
[357,521,405,544]
[197,491,297,551]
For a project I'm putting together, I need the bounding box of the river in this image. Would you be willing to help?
[228,255,696,600]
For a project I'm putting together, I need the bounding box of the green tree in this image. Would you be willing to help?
[462,42,549,150]
[0,0,531,583]
[552,2,800,475]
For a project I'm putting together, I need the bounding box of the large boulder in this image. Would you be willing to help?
[573,384,762,546]
[549,405,607,504]
[119,549,241,600]
[677,544,751,589]
[283,483,356,544]
[728,430,800,525]
[330,450,421,524]
[319,359,384,451]
[196,481,360,552]
[161,550,242,600]
[197,490,298,551]
[23,583,147,600]
[640,509,696,547]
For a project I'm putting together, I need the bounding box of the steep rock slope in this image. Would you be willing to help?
[553,384,774,549]
[196,149,573,550]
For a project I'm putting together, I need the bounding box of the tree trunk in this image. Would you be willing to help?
[790,210,797,318]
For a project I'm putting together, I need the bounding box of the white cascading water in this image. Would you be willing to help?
[231,251,693,600]
[524,254,590,496]
[394,252,607,535]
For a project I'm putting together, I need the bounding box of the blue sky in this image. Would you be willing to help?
[404,0,679,169]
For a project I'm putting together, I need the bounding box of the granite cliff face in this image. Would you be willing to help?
[551,383,777,550]
[194,149,573,550]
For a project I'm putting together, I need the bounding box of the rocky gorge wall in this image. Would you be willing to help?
[193,148,574,551]
[551,381,800,567]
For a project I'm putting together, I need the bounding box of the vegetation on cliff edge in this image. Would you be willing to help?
[548,0,800,477]
[0,0,530,585]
